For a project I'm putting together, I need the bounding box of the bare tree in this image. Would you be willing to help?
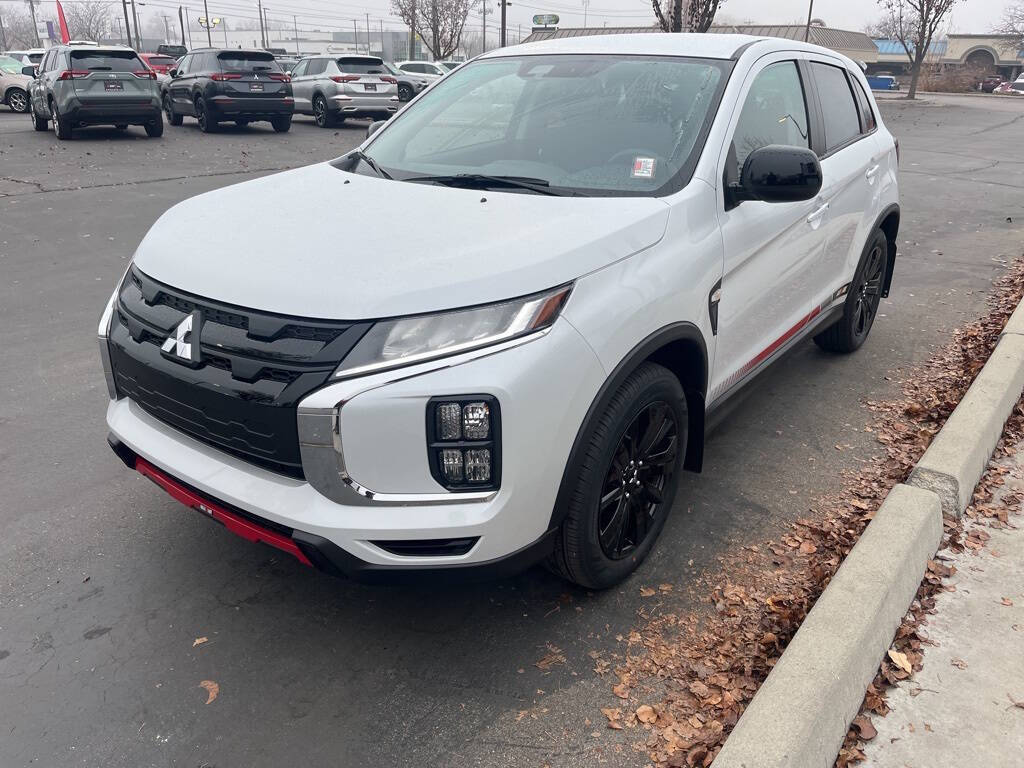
[653,0,726,33]
[878,0,959,99]
[64,2,115,41]
[993,2,1024,53]
[391,0,478,60]
[1,7,44,48]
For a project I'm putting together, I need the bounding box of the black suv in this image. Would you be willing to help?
[163,48,293,132]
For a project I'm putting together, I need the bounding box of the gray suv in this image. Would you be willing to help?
[27,44,162,139]
[291,55,399,127]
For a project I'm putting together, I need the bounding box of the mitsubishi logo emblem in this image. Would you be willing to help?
[161,310,202,365]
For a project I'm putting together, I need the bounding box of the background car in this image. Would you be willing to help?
[978,74,1003,93]
[163,48,293,132]
[274,56,300,73]
[395,60,446,79]
[866,74,900,91]
[290,54,398,127]
[0,54,31,112]
[27,44,163,139]
[993,80,1024,95]
[3,48,45,66]
[438,61,462,71]
[156,44,188,58]
[382,61,429,102]
[139,53,178,74]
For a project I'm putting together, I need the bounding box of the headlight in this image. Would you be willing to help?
[334,284,571,379]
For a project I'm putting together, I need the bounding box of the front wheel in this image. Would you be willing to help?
[6,87,29,113]
[547,362,687,589]
[814,229,888,354]
[164,93,182,126]
[271,115,291,133]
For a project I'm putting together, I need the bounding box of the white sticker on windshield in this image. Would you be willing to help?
[632,157,656,178]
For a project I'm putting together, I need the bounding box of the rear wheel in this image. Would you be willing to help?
[195,97,216,133]
[814,229,888,353]
[163,93,182,126]
[397,83,413,102]
[271,115,291,133]
[312,95,331,127]
[51,100,72,140]
[547,362,687,589]
[145,115,163,137]
[32,107,48,131]
[6,87,29,113]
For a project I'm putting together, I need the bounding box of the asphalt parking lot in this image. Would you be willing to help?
[2,95,1023,767]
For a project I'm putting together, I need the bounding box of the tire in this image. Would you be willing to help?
[33,107,48,131]
[145,115,164,137]
[312,94,331,128]
[51,100,72,140]
[814,229,889,354]
[6,87,29,113]
[547,362,688,589]
[397,83,413,102]
[271,115,291,133]
[195,97,216,133]
[163,93,182,126]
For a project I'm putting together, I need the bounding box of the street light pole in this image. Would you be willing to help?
[804,0,814,42]
[130,0,142,49]
[257,0,266,48]
[120,0,133,46]
[293,14,298,55]
[202,0,212,46]
[27,0,41,47]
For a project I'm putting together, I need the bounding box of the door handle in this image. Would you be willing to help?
[806,201,829,224]
[865,164,880,181]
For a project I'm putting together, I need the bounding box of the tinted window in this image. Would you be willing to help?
[28,52,43,63]
[851,78,877,132]
[290,60,308,77]
[732,61,809,176]
[306,59,327,76]
[147,56,177,67]
[336,57,387,74]
[70,50,144,72]
[811,63,860,152]
[402,63,423,73]
[176,54,192,75]
[366,54,728,195]
[218,52,280,72]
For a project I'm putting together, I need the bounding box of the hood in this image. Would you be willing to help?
[132,163,670,320]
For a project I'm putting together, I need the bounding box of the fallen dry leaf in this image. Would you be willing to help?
[659,583,674,593]
[1001,597,1014,606]
[799,540,817,554]
[851,715,877,741]
[640,586,657,598]
[636,704,657,724]
[199,680,219,704]
[192,637,208,648]
[535,645,566,671]
[888,649,912,675]
[951,658,969,670]
[601,707,623,730]
[612,682,630,699]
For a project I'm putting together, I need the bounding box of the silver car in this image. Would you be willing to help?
[0,55,31,112]
[290,55,399,127]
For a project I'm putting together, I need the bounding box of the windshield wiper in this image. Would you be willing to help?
[405,173,575,196]
[349,149,392,180]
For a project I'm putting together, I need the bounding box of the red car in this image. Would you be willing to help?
[138,53,179,74]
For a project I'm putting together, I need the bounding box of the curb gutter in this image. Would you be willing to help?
[713,300,1024,768]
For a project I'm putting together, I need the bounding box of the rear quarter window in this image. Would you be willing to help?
[810,62,861,153]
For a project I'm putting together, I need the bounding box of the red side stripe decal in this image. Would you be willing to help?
[135,457,313,567]
[745,305,821,373]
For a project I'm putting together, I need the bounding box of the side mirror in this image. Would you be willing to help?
[366,120,387,139]
[731,145,822,205]
[168,69,178,77]
[22,65,37,77]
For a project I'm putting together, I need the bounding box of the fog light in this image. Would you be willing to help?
[436,403,462,441]
[464,449,491,483]
[462,402,490,440]
[440,449,464,483]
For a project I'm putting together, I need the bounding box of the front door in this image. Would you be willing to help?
[709,56,829,405]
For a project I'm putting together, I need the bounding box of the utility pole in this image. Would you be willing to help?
[262,6,270,46]
[0,12,7,51]
[379,19,384,59]
[177,5,185,45]
[222,17,227,46]
[803,0,814,42]
[182,4,192,47]
[482,1,486,53]
[202,0,211,45]
[408,0,415,60]
[27,0,41,46]
[131,0,142,49]
[582,0,589,27]
[498,0,511,47]
[121,0,133,47]
[352,19,357,53]
[257,0,266,48]
[293,14,298,54]
[162,14,172,42]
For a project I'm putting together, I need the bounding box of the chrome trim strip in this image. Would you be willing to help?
[98,288,119,400]
[298,327,550,506]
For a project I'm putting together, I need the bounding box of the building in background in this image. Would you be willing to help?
[873,34,1024,81]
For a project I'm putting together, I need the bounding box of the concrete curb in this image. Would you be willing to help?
[907,333,1024,516]
[713,485,943,768]
[714,298,1024,768]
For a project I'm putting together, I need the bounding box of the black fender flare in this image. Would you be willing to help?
[871,203,900,298]
[548,322,708,530]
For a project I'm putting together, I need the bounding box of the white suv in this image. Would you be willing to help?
[100,34,898,588]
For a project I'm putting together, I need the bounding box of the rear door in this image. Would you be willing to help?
[709,55,827,404]
[805,59,883,299]
[214,51,289,102]
[288,59,311,111]
[334,56,397,98]
[67,49,157,108]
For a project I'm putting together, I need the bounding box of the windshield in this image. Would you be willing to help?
[0,56,22,74]
[70,50,144,71]
[363,54,729,196]
[218,52,280,72]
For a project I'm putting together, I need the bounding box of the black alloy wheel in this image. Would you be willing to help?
[196,97,215,132]
[164,93,182,125]
[598,401,678,560]
[313,95,330,128]
[397,83,413,102]
[814,229,889,353]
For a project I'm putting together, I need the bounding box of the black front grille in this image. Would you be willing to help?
[108,267,371,479]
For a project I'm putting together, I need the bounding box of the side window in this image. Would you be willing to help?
[291,60,308,77]
[177,54,191,75]
[810,63,861,152]
[307,59,327,76]
[41,50,54,72]
[405,63,423,74]
[731,61,809,178]
[851,78,877,133]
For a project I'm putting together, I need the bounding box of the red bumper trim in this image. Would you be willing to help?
[135,457,312,567]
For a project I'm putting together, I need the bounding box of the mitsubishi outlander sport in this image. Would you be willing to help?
[100,34,899,588]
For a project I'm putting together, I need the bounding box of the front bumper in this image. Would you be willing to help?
[104,319,606,579]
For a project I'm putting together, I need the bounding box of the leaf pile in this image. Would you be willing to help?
[602,256,1024,768]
